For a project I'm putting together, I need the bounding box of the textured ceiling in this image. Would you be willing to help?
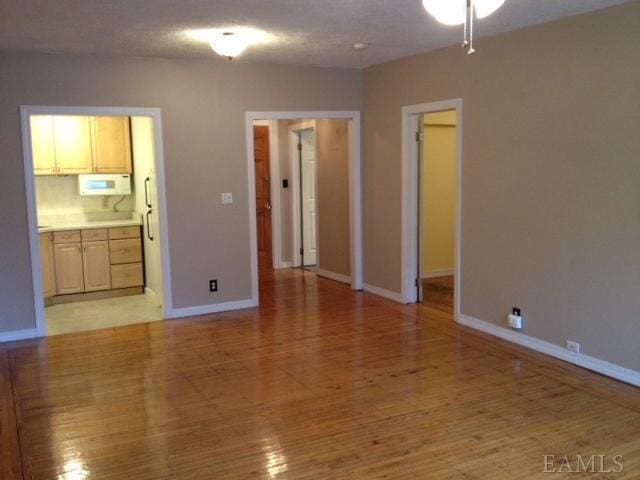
[0,0,631,68]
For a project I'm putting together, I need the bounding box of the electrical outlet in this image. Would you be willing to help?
[209,280,218,293]
[566,340,580,354]
[221,193,233,205]
[512,307,521,317]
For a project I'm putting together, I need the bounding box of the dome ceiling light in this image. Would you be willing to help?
[423,0,506,54]
[210,32,249,60]
[184,27,273,61]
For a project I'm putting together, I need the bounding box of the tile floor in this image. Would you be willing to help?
[46,294,163,336]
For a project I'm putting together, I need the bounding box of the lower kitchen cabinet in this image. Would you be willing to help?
[82,241,111,292]
[39,233,56,298]
[54,242,85,295]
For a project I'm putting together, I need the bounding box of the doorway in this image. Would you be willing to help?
[401,99,462,314]
[20,106,173,337]
[246,111,363,295]
[253,125,273,270]
[291,123,318,270]
[417,110,457,306]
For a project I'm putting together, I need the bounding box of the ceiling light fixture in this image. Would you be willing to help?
[423,0,505,54]
[185,27,273,61]
[210,32,249,60]
[353,42,369,51]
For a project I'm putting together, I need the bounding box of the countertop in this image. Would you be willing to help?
[37,214,142,234]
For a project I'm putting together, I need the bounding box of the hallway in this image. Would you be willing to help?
[1,269,639,478]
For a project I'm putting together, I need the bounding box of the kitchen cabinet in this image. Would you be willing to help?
[111,263,144,289]
[53,116,93,174]
[30,115,131,175]
[82,241,112,292]
[43,226,143,300]
[39,233,56,298]
[54,242,85,295]
[92,116,133,173]
[30,116,57,175]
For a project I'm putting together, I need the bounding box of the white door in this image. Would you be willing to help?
[300,129,317,266]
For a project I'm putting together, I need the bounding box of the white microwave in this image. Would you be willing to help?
[78,174,132,196]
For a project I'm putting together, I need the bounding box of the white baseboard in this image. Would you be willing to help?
[457,314,640,388]
[363,283,405,303]
[0,328,41,343]
[422,269,455,279]
[317,269,351,285]
[171,298,258,319]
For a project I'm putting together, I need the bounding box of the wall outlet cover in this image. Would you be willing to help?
[566,340,580,354]
[209,279,218,293]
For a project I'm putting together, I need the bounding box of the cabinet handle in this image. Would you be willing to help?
[120,250,128,254]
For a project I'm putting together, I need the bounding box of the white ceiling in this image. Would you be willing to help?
[0,0,631,68]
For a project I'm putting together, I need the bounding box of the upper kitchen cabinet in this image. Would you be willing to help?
[30,115,57,175]
[53,116,94,174]
[30,115,132,175]
[91,116,132,173]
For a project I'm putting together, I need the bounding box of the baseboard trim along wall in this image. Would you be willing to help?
[171,298,258,319]
[317,269,351,285]
[0,328,41,343]
[422,269,455,279]
[363,283,405,303]
[457,314,640,388]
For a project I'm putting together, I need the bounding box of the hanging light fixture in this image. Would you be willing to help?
[423,0,505,54]
[209,32,250,60]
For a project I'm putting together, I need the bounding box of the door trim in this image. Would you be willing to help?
[289,121,318,268]
[401,99,463,318]
[245,111,363,293]
[20,105,174,338]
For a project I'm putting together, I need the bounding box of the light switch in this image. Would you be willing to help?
[221,193,233,205]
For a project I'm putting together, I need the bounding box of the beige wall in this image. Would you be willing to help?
[0,51,361,332]
[316,119,351,277]
[363,2,640,371]
[421,112,456,275]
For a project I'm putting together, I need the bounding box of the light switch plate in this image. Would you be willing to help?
[221,193,233,205]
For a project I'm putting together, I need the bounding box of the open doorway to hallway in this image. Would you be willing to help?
[417,110,457,308]
[248,112,363,293]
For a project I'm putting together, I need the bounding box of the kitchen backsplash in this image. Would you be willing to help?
[35,175,135,216]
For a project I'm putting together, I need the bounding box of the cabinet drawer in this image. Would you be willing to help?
[108,226,141,240]
[81,228,108,242]
[109,238,142,265]
[54,230,81,244]
[111,263,143,289]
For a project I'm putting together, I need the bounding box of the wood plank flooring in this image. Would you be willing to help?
[1,268,639,479]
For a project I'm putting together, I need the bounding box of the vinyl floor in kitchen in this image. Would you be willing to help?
[46,294,164,335]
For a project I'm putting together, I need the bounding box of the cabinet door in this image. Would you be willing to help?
[30,115,57,175]
[53,116,93,174]
[39,233,56,298]
[54,242,85,295]
[82,241,111,292]
[92,116,132,173]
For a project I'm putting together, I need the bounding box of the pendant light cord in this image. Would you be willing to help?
[468,0,476,55]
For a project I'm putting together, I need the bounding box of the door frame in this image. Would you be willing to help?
[245,111,363,292]
[20,105,174,337]
[289,121,318,268]
[401,99,463,316]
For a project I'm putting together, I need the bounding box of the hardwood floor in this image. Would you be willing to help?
[1,268,639,479]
